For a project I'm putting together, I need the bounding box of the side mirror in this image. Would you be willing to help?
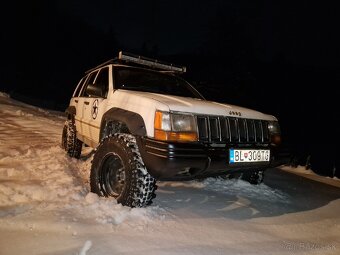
[86,84,102,97]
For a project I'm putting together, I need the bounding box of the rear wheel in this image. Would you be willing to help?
[90,134,156,207]
[61,119,82,158]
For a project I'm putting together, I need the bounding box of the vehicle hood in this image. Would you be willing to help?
[118,90,277,121]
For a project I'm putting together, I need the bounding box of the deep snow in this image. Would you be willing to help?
[0,92,339,255]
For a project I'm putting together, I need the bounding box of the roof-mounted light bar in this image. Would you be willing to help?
[118,51,186,73]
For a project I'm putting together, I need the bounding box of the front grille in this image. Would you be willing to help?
[197,116,270,144]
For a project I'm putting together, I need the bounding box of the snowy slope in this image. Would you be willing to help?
[0,92,339,255]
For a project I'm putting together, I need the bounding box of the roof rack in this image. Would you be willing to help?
[118,51,186,73]
[85,51,186,74]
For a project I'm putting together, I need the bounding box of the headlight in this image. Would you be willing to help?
[268,121,281,134]
[268,121,281,146]
[171,113,196,131]
[154,111,198,142]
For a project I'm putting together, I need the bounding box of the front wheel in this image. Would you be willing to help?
[90,134,156,207]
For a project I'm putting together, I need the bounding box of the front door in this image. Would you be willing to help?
[81,67,109,146]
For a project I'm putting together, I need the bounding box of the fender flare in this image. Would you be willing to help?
[65,106,76,119]
[100,108,147,140]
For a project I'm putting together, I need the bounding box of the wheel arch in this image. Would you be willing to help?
[99,108,147,141]
[65,106,76,120]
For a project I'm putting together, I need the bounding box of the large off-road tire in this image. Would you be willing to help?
[90,134,157,207]
[241,170,264,185]
[61,119,82,159]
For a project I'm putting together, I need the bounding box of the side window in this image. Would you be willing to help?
[73,75,88,97]
[93,67,109,98]
[80,71,98,97]
[81,67,109,98]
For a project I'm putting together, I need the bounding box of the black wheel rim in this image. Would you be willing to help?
[99,153,126,197]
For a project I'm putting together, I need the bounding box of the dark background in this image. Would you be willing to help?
[1,1,338,177]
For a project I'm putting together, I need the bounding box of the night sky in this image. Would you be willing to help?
[1,1,339,175]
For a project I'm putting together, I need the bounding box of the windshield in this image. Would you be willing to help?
[113,66,204,99]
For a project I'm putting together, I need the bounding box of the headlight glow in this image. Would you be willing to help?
[268,121,281,134]
[268,121,281,146]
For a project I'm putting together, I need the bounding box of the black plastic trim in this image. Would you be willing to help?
[65,106,76,118]
[137,137,274,181]
[100,108,146,140]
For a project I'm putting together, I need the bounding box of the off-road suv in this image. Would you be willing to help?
[62,51,281,207]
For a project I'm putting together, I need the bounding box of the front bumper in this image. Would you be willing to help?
[137,137,278,181]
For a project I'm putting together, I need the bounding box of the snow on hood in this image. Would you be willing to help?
[118,90,277,121]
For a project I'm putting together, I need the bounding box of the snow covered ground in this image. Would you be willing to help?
[0,92,339,255]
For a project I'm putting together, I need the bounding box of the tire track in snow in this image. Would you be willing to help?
[0,99,88,213]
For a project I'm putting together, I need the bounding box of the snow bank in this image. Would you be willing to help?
[280,165,340,188]
[0,141,164,225]
[69,192,165,225]
[0,145,86,208]
[0,95,164,226]
[0,91,9,98]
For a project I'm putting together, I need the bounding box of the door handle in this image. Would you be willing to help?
[84,101,90,105]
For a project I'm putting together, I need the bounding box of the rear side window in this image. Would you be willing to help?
[93,67,109,98]
[80,71,98,97]
[73,75,88,97]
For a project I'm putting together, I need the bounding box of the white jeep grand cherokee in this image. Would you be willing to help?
[62,51,281,207]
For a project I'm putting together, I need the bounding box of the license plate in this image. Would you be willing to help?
[229,149,270,163]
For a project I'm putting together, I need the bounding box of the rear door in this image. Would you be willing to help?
[76,71,98,138]
[71,75,88,133]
